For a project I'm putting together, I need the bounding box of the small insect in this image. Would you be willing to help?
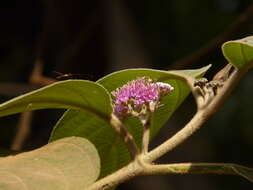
[53,71,94,80]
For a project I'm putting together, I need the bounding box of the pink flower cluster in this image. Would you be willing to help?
[112,77,174,117]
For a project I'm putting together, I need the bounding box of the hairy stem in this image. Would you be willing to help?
[144,109,206,162]
[87,161,142,190]
[87,161,253,190]
[142,124,150,154]
[144,65,247,163]
[110,113,140,159]
[141,112,152,154]
[142,162,253,177]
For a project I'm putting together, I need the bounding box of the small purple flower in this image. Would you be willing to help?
[112,77,174,118]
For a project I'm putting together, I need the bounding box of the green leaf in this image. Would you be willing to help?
[0,137,100,190]
[50,66,210,178]
[50,109,126,179]
[222,36,253,69]
[0,80,112,120]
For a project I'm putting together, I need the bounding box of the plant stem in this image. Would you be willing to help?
[87,161,253,190]
[142,125,150,154]
[144,109,206,162]
[141,113,152,154]
[110,113,140,159]
[87,161,142,190]
[142,162,253,177]
[144,65,247,163]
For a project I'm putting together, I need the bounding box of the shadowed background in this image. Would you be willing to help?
[0,0,252,189]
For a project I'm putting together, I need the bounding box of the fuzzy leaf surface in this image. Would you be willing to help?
[0,137,100,190]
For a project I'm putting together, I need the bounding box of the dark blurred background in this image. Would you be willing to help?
[0,0,252,189]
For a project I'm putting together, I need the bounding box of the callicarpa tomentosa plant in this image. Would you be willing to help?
[0,36,252,190]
